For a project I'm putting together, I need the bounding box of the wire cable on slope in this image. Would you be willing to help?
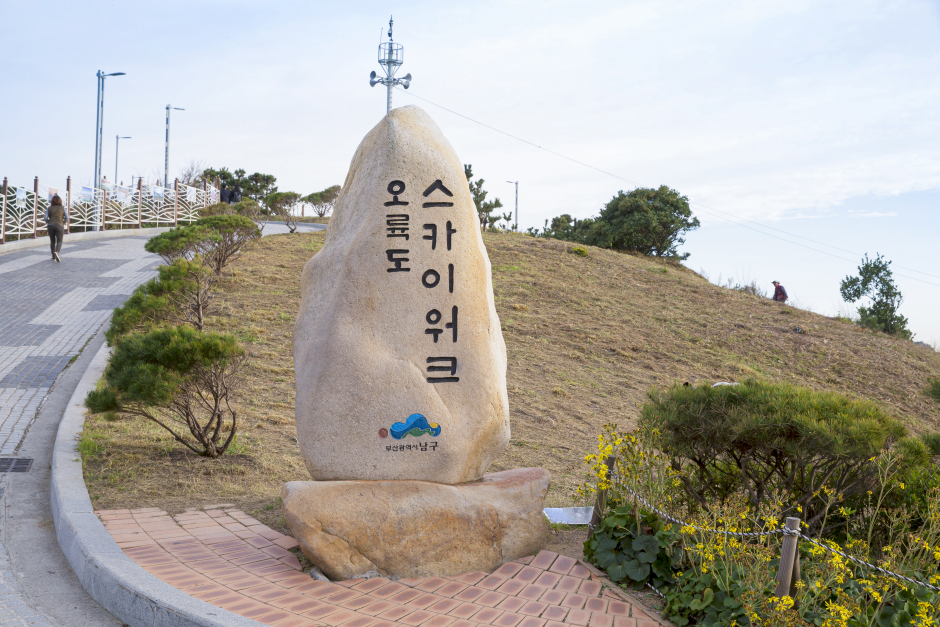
[394,86,940,289]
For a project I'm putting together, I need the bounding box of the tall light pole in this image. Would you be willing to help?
[506,181,518,231]
[115,135,131,184]
[164,105,185,188]
[93,70,125,190]
[369,16,412,114]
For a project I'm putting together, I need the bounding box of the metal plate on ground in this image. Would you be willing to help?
[0,458,33,473]
[543,507,595,525]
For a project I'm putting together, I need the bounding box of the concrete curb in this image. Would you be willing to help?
[51,341,263,627]
[0,226,173,255]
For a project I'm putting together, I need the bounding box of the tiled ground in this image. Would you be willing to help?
[98,507,665,627]
[0,236,163,455]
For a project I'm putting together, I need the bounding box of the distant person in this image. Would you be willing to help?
[45,194,68,262]
[231,185,242,203]
[772,280,788,303]
[220,183,232,204]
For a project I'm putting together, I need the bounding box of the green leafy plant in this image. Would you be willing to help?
[570,245,588,257]
[85,326,246,458]
[584,506,681,589]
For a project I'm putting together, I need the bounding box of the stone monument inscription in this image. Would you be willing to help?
[285,105,549,579]
[293,105,510,485]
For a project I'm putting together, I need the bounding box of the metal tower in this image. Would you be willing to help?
[369,16,412,114]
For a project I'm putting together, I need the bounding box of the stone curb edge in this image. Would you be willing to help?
[51,340,263,627]
[0,226,173,256]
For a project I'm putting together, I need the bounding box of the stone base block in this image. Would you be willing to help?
[281,468,550,580]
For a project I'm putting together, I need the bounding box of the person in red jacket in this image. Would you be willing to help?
[772,280,788,302]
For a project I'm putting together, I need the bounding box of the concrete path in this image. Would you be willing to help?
[0,223,325,626]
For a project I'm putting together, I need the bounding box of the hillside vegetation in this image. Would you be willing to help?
[82,230,940,519]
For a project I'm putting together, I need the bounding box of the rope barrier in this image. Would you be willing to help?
[619,482,786,539]
[796,532,940,593]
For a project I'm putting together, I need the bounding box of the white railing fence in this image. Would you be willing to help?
[0,176,221,245]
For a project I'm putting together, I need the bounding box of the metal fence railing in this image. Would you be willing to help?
[0,175,221,246]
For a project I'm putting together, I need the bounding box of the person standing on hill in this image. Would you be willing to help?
[44,194,68,262]
[230,185,242,204]
[772,280,788,303]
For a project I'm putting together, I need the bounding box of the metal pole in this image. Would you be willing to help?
[1,177,7,245]
[32,176,39,239]
[94,72,105,231]
[137,178,142,228]
[94,71,103,190]
[514,182,518,231]
[102,190,108,230]
[164,105,170,188]
[114,135,119,185]
[66,176,71,234]
[173,179,179,226]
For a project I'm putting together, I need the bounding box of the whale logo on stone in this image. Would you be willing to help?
[390,413,441,440]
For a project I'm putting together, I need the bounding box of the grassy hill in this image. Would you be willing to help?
[82,230,940,519]
[484,233,940,504]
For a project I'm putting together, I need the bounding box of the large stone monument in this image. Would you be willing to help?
[284,105,549,580]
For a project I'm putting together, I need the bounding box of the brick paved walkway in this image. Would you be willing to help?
[97,507,664,627]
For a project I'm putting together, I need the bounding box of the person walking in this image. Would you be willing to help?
[230,185,242,203]
[772,280,788,303]
[220,183,232,204]
[45,194,68,262]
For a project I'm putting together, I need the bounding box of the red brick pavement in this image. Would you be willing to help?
[96,507,670,627]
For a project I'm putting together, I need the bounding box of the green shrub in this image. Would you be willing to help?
[107,259,215,343]
[86,326,246,458]
[639,379,907,533]
[144,225,220,265]
[570,245,588,257]
[194,214,261,275]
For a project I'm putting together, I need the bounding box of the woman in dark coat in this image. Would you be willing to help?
[44,195,68,262]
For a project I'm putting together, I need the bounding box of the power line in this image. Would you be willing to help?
[395,86,940,289]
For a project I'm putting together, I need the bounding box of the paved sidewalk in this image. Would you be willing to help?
[0,540,54,627]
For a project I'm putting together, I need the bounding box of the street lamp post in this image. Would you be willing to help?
[115,135,131,184]
[93,70,125,230]
[164,105,185,188]
[369,16,412,114]
[506,181,518,231]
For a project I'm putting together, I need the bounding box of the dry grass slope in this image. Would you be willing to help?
[83,231,940,531]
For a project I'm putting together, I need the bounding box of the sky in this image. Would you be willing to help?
[2,0,939,345]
